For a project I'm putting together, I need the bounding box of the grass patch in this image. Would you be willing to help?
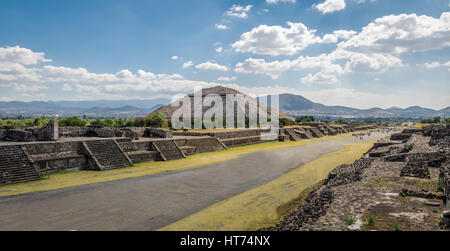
[342,215,356,226]
[393,221,401,231]
[365,214,377,228]
[437,181,444,193]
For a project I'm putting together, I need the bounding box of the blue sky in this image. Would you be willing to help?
[0,0,449,109]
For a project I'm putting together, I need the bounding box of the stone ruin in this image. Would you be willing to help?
[0,121,377,185]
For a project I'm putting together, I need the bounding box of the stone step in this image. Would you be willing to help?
[0,146,42,185]
[84,140,133,171]
[152,140,185,161]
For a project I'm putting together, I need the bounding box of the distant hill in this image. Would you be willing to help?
[268,94,446,119]
[0,90,447,120]
[438,107,450,117]
[0,100,166,118]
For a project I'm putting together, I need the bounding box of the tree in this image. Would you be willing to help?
[146,112,168,128]
[33,117,43,127]
[59,117,87,127]
[295,116,314,123]
[280,118,295,126]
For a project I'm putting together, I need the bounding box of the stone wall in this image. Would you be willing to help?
[0,129,5,140]
[119,141,152,152]
[175,137,227,153]
[145,128,173,138]
[59,127,89,138]
[127,127,147,137]
[4,129,33,142]
[23,141,87,174]
[26,122,59,141]
[173,128,271,140]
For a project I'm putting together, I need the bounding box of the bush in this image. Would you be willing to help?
[145,112,168,128]
[366,215,377,227]
[342,215,355,226]
[280,118,296,127]
[296,116,315,123]
[59,117,87,127]
[437,181,444,193]
[421,116,442,124]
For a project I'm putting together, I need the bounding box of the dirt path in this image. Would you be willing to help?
[0,133,386,230]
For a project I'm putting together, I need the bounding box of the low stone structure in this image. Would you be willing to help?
[4,129,33,142]
[145,128,173,138]
[0,121,380,185]
[263,125,450,231]
[390,133,413,141]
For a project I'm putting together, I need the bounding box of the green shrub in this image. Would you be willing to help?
[59,117,87,127]
[145,112,168,128]
[342,215,355,226]
[437,181,444,193]
[366,215,377,227]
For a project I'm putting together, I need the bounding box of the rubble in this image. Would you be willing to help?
[264,125,450,231]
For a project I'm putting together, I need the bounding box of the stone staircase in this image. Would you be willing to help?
[323,124,338,135]
[83,140,133,171]
[309,128,324,138]
[284,128,303,141]
[0,146,42,184]
[151,140,185,161]
[178,146,197,156]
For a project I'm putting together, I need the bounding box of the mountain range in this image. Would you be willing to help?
[0,90,448,119]
[0,100,166,118]
[275,94,450,119]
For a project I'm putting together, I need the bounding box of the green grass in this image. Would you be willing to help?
[366,215,377,228]
[342,215,356,226]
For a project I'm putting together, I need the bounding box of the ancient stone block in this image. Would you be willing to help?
[4,129,33,142]
[390,133,412,141]
[145,128,173,138]
[400,156,431,179]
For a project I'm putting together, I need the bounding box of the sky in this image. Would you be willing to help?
[0,0,449,109]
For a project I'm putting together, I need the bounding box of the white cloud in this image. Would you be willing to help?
[0,46,51,65]
[301,72,340,84]
[266,0,296,4]
[423,61,450,70]
[216,47,223,53]
[0,96,13,101]
[234,12,450,81]
[333,30,357,40]
[235,55,329,79]
[215,24,229,30]
[301,63,344,84]
[172,56,179,60]
[217,76,237,82]
[14,83,48,92]
[232,22,328,56]
[340,12,450,54]
[301,87,449,110]
[330,49,404,73]
[182,61,193,69]
[195,61,228,71]
[226,5,253,19]
[315,0,346,14]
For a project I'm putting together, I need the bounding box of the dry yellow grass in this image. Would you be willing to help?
[0,140,316,198]
[159,138,379,231]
